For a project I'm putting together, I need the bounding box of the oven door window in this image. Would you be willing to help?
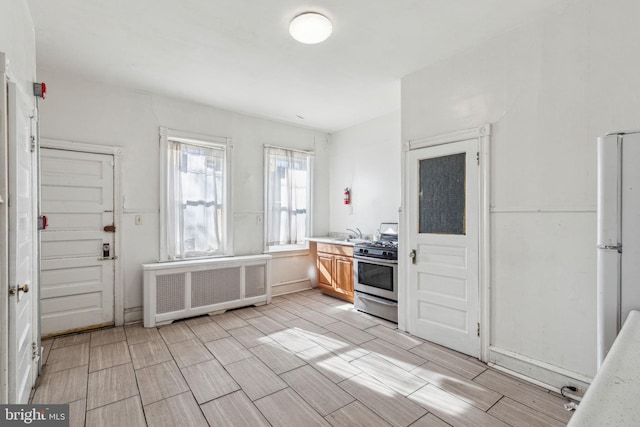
[357,262,394,292]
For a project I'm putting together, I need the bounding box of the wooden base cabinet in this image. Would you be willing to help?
[316,243,354,303]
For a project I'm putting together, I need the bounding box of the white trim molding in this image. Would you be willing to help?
[40,138,124,156]
[478,125,492,363]
[489,345,592,394]
[124,306,143,325]
[40,138,126,327]
[271,278,313,296]
[0,51,9,403]
[408,124,491,151]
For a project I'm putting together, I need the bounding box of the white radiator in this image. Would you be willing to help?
[143,255,271,327]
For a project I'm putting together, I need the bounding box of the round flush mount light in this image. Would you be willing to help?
[289,12,333,44]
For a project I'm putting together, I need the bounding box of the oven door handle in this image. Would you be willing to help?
[354,256,398,265]
[356,292,397,306]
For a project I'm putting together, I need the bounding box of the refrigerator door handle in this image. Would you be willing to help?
[597,245,623,252]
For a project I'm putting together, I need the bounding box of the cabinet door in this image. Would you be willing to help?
[333,255,353,297]
[317,254,334,291]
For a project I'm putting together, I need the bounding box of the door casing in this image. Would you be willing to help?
[0,51,9,405]
[400,124,491,362]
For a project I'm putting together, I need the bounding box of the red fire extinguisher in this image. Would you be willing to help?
[344,187,351,205]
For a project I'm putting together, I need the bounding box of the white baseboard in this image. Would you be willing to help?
[124,306,143,325]
[489,345,592,396]
[272,278,312,296]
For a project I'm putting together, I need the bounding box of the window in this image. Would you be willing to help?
[419,153,466,235]
[264,146,313,250]
[160,128,230,260]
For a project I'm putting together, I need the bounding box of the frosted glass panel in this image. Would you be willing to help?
[419,153,465,235]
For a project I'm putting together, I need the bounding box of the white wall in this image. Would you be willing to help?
[37,67,330,316]
[0,0,36,94]
[402,0,640,385]
[328,112,401,236]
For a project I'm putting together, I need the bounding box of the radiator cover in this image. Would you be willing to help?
[143,255,271,327]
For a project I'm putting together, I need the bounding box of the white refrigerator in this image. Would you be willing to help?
[596,131,640,368]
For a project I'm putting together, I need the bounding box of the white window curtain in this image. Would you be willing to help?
[167,140,225,259]
[265,146,312,247]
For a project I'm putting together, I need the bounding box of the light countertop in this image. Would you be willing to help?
[568,310,640,426]
[307,237,369,246]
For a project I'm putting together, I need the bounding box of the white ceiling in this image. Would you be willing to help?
[27,0,568,132]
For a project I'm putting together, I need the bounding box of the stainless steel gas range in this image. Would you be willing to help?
[353,223,398,323]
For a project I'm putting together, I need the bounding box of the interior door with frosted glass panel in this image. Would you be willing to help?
[407,138,480,357]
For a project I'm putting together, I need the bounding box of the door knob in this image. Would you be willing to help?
[409,249,417,264]
[9,284,29,295]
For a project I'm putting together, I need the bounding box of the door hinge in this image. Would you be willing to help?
[32,342,39,361]
[477,322,480,337]
[476,152,480,165]
[30,135,36,152]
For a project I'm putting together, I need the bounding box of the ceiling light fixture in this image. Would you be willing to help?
[289,12,333,44]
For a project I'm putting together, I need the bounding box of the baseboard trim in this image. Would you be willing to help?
[124,306,143,325]
[489,345,592,396]
[271,278,312,296]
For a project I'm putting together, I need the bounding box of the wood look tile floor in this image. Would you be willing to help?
[34,289,573,427]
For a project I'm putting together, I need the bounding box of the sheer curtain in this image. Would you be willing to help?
[265,146,312,247]
[167,140,225,259]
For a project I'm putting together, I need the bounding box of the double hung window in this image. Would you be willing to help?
[161,128,230,260]
[264,146,313,250]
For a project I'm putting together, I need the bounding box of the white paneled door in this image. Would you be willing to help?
[6,80,38,404]
[407,138,480,357]
[40,148,115,336]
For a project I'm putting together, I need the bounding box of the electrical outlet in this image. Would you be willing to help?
[135,215,143,225]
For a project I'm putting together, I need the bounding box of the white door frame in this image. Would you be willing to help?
[40,138,125,327]
[400,124,491,362]
[0,51,10,404]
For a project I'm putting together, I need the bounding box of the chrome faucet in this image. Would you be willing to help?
[346,228,363,239]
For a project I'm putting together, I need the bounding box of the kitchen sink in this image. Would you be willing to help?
[332,237,369,244]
